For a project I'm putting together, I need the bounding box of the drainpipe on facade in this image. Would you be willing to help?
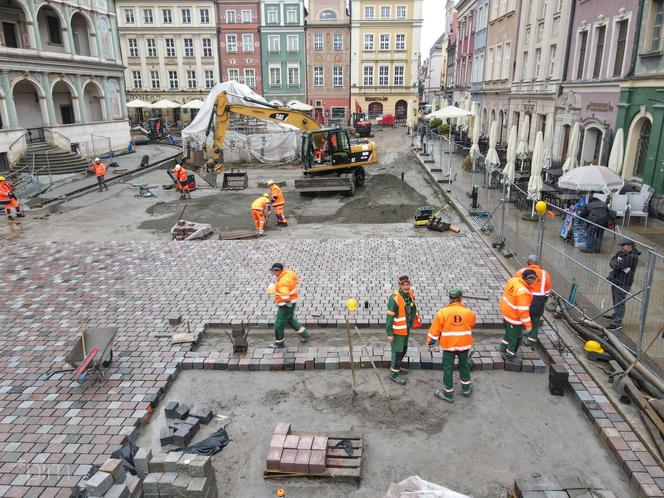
[628,0,646,77]
[559,0,577,100]
[216,25,223,85]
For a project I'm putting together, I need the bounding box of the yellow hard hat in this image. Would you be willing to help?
[263,193,270,199]
[584,340,604,354]
[0,176,5,181]
[346,298,358,311]
[267,179,275,186]
[535,200,547,216]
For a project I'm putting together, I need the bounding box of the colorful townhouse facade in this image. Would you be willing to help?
[453,0,475,109]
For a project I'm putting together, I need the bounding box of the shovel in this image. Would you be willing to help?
[610,325,664,396]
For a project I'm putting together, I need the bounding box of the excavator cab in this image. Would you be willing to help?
[302,129,352,170]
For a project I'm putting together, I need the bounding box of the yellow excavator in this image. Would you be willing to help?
[201,91,378,195]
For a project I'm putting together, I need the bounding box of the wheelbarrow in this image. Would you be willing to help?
[43,327,117,384]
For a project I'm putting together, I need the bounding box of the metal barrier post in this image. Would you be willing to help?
[499,174,507,244]
[536,214,545,262]
[637,251,656,355]
[46,151,53,186]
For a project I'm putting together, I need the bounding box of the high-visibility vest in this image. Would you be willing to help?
[427,302,476,351]
[92,162,107,177]
[172,167,188,183]
[0,182,11,203]
[388,290,415,336]
[251,196,269,212]
[274,269,299,306]
[500,276,533,328]
[515,264,551,297]
[270,184,285,207]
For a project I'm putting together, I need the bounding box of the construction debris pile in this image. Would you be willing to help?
[160,401,214,449]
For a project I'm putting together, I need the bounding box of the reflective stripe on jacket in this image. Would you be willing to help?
[270,184,285,207]
[500,276,533,328]
[387,289,415,336]
[427,302,476,351]
[515,264,551,297]
[275,269,300,306]
[171,167,188,183]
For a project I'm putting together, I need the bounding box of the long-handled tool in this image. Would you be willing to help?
[345,320,358,395]
[609,325,664,396]
[353,325,394,413]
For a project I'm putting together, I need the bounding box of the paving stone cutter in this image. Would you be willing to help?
[43,327,117,384]
[414,204,461,233]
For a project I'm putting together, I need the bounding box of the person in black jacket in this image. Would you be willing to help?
[579,196,610,253]
[605,238,640,331]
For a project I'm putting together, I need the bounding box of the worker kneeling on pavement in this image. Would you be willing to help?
[171,164,191,200]
[0,176,24,220]
[427,289,477,403]
[251,193,271,237]
[498,269,538,360]
[385,275,421,385]
[515,255,552,348]
[267,180,287,226]
[270,263,311,348]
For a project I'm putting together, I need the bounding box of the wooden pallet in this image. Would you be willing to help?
[263,432,362,482]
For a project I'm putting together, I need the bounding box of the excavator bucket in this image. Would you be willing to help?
[201,168,218,188]
[294,173,356,195]
[221,168,248,190]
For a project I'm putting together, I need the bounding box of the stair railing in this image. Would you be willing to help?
[44,128,72,151]
[7,131,28,164]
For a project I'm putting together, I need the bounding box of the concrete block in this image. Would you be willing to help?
[273,423,291,435]
[269,434,287,449]
[284,435,300,449]
[103,484,129,498]
[160,426,175,447]
[504,357,522,372]
[85,471,113,496]
[189,406,213,424]
[125,475,142,498]
[148,453,167,473]
[134,447,152,478]
[280,449,298,472]
[177,454,213,478]
[186,477,210,498]
[266,446,283,471]
[312,436,328,451]
[164,401,179,418]
[532,359,546,373]
[174,403,191,420]
[182,416,201,431]
[164,451,183,472]
[294,450,311,473]
[159,472,178,495]
[309,450,326,474]
[297,435,314,450]
[99,458,126,483]
[169,315,182,325]
[142,473,162,495]
[515,477,562,492]
[173,474,191,498]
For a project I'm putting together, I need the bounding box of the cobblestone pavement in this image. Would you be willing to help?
[0,236,504,496]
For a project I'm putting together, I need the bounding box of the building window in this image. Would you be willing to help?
[535,48,542,78]
[650,0,664,51]
[205,70,214,88]
[267,10,278,24]
[549,44,557,77]
[613,19,629,77]
[314,33,323,51]
[395,33,406,50]
[365,6,375,19]
[132,70,142,89]
[187,70,197,88]
[393,65,404,85]
[228,68,239,82]
[147,39,156,57]
[242,10,252,23]
[143,8,153,24]
[364,33,374,50]
[268,35,280,52]
[226,10,236,23]
[243,34,253,52]
[168,71,178,89]
[522,51,529,79]
[128,38,138,57]
[286,9,297,23]
[363,65,374,85]
[200,9,210,24]
[396,5,406,19]
[494,44,503,80]
[593,25,606,78]
[503,42,511,79]
[46,16,61,44]
[165,38,175,57]
[124,9,135,23]
[244,68,255,87]
[487,47,494,81]
[163,8,172,24]
[333,33,343,51]
[576,31,588,79]
[202,38,212,57]
[183,38,193,57]
[181,8,191,24]
[314,66,324,86]
[226,34,237,52]
[378,65,389,85]
[288,65,300,85]
[380,33,390,50]
[269,66,281,86]
[380,6,391,19]
[287,35,298,52]
[150,70,160,89]
[333,66,343,86]
[320,9,337,20]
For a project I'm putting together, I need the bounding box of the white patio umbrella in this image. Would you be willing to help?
[151,99,180,109]
[562,122,581,172]
[287,99,313,111]
[181,99,205,109]
[516,114,530,158]
[485,120,499,167]
[608,128,625,174]
[426,105,472,120]
[528,131,544,201]
[269,99,284,107]
[469,103,480,160]
[126,99,152,108]
[558,165,624,192]
[543,122,554,169]
[503,125,518,187]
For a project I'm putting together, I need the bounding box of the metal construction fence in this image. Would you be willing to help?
[416,122,664,369]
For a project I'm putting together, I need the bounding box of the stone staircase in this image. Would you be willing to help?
[11,142,90,176]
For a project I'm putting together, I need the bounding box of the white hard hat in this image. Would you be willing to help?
[94,157,100,162]
[175,164,181,170]
[267,179,275,186]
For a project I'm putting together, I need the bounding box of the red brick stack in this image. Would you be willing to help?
[266,423,328,474]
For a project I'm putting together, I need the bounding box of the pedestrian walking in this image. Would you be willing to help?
[605,238,641,331]
[515,255,552,348]
[498,269,538,359]
[270,263,311,348]
[385,275,421,385]
[579,195,609,253]
[427,289,476,403]
[91,157,108,192]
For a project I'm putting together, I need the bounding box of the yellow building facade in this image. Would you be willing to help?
[350,0,423,126]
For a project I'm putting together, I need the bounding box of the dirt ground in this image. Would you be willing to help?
[136,366,634,498]
[3,128,460,242]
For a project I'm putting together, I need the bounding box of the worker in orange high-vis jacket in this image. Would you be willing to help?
[385,275,421,385]
[90,157,108,192]
[498,269,538,360]
[171,164,191,199]
[270,262,311,348]
[251,193,271,237]
[267,180,288,226]
[427,289,477,403]
[515,255,552,348]
[0,176,23,219]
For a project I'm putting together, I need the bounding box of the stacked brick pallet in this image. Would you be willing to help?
[513,476,617,497]
[84,459,141,498]
[266,423,327,474]
[137,448,217,498]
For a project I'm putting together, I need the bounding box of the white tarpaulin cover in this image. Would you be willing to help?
[383,476,470,498]
[181,82,300,163]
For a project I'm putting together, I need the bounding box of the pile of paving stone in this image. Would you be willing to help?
[513,476,617,497]
[84,458,141,498]
[160,401,213,449]
[266,423,327,474]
